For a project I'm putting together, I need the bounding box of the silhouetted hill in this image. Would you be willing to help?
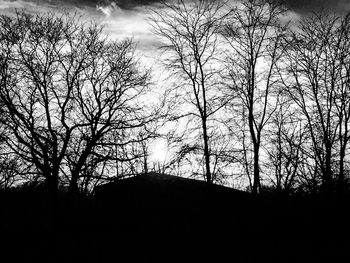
[95,172,251,210]
[1,173,349,262]
[93,173,349,262]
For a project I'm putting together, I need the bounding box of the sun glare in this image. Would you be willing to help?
[150,140,168,163]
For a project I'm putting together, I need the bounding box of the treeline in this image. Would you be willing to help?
[0,11,164,198]
[1,0,350,197]
[149,0,350,196]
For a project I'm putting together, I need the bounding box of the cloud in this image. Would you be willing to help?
[0,0,24,9]
[97,3,162,48]
[4,0,350,14]
[0,0,97,15]
[281,0,350,13]
[100,0,164,10]
[18,0,165,10]
[0,0,159,45]
[3,0,348,70]
[97,1,122,17]
[107,0,350,13]
[0,0,37,13]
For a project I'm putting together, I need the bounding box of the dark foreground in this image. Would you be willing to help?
[1,173,349,262]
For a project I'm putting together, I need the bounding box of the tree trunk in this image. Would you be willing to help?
[69,173,79,197]
[144,155,148,174]
[322,149,333,195]
[338,148,345,195]
[338,122,347,195]
[202,118,212,184]
[68,144,94,197]
[252,144,260,195]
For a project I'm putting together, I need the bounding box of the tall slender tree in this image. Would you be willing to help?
[223,0,287,194]
[150,0,229,183]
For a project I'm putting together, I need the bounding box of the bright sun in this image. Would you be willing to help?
[150,140,168,163]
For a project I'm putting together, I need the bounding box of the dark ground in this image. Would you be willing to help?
[1,173,349,262]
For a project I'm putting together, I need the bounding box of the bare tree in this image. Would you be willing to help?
[150,0,230,183]
[282,11,350,194]
[333,13,350,194]
[0,153,20,189]
[0,12,153,198]
[264,97,306,194]
[223,0,287,194]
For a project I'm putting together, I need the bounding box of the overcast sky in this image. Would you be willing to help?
[1,0,349,160]
[1,0,349,48]
[0,0,163,53]
[0,0,349,65]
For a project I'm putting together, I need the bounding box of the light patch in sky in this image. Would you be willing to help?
[0,0,25,10]
[150,139,169,164]
[0,0,40,13]
[95,3,163,50]
[0,0,94,16]
[99,7,148,39]
[97,2,121,17]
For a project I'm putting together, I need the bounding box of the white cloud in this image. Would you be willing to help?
[0,0,87,15]
[0,0,165,71]
[96,2,122,18]
[95,4,162,48]
[0,0,29,12]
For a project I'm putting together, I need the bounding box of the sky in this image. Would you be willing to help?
[1,0,349,49]
[1,0,349,164]
[0,0,348,184]
[0,0,349,54]
[0,0,163,53]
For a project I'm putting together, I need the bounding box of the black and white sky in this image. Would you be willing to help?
[1,0,349,161]
[0,0,349,57]
[1,0,349,38]
[0,0,163,51]
[2,0,349,12]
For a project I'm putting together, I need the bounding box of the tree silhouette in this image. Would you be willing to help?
[150,0,230,183]
[223,0,287,194]
[264,97,306,194]
[0,12,153,198]
[282,12,350,194]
